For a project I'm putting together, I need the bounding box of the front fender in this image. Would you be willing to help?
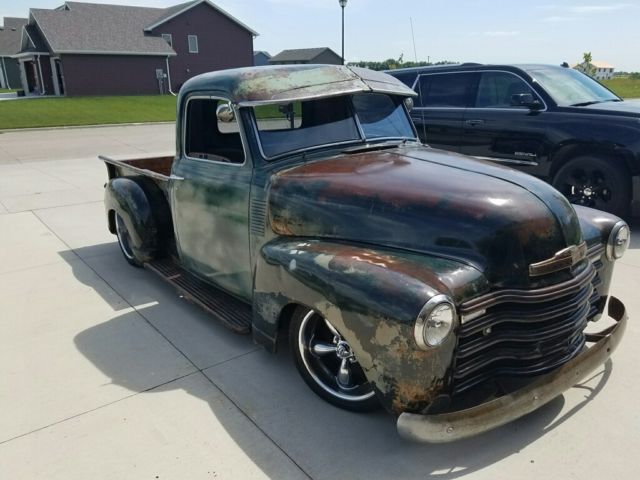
[252,238,489,413]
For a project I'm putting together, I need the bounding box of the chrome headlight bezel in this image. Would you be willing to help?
[414,294,457,350]
[606,220,631,261]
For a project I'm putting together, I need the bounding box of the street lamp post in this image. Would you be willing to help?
[339,0,348,65]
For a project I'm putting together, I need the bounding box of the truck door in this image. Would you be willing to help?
[170,96,253,300]
[411,72,476,152]
[460,71,549,174]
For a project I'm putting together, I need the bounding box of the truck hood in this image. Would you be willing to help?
[579,99,640,115]
[267,145,583,289]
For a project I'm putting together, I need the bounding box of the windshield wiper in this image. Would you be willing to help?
[570,99,621,107]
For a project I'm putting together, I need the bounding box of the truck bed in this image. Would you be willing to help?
[99,154,175,182]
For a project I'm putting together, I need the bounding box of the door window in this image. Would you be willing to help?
[417,73,474,108]
[184,98,245,164]
[474,72,535,108]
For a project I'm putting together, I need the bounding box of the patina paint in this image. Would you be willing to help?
[176,64,416,109]
[104,177,170,261]
[100,65,627,423]
[171,156,254,300]
[253,238,489,413]
[268,146,584,289]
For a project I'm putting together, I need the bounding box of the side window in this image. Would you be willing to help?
[188,35,198,53]
[185,98,244,164]
[417,73,473,108]
[475,72,535,108]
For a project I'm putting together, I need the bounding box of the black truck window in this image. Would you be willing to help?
[475,72,535,108]
[417,73,474,108]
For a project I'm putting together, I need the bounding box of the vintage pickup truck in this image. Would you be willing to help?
[100,65,629,442]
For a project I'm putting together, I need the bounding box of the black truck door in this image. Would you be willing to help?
[460,71,550,175]
[411,72,476,153]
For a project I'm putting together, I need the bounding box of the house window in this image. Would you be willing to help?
[161,33,173,47]
[188,35,199,54]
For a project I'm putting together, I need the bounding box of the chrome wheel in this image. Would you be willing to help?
[115,213,140,266]
[294,309,376,406]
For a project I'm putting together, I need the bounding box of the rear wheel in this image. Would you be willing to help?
[552,156,631,217]
[115,213,143,267]
[289,306,379,412]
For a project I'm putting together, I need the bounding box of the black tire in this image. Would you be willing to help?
[289,306,379,412]
[552,156,631,218]
[114,213,143,267]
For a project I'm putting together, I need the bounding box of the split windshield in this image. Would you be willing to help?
[251,93,416,159]
[529,67,620,107]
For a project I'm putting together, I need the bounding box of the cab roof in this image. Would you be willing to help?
[179,64,417,106]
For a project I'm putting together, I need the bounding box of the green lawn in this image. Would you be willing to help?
[0,95,177,129]
[0,88,18,93]
[602,77,640,99]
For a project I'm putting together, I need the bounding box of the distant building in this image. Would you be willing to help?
[10,0,258,96]
[253,50,271,66]
[0,17,27,89]
[574,60,615,80]
[269,47,342,65]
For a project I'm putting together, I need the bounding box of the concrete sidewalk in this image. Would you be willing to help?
[1,124,639,479]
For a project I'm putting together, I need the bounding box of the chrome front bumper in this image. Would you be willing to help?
[397,296,627,443]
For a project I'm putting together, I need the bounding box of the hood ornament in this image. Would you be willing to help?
[529,241,587,277]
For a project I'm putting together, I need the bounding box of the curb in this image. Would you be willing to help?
[0,121,175,134]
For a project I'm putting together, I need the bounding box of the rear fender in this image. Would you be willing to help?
[252,238,488,413]
[104,176,170,260]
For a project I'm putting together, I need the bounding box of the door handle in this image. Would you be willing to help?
[464,119,485,127]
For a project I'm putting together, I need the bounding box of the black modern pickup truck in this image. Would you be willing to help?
[387,64,640,217]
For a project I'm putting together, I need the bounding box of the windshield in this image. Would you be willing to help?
[529,68,620,106]
[252,93,415,159]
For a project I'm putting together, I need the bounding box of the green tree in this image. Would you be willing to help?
[578,52,596,77]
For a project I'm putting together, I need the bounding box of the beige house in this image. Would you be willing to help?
[574,60,615,80]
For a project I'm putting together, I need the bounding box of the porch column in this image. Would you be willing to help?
[18,59,29,93]
[50,57,60,96]
[0,60,6,89]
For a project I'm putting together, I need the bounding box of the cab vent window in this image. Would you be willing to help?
[185,98,244,164]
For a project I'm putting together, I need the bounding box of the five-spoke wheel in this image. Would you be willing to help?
[290,307,378,411]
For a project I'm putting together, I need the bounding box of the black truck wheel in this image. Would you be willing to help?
[552,156,631,218]
[115,213,143,267]
[289,306,379,412]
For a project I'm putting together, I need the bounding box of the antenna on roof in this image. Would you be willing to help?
[409,17,417,63]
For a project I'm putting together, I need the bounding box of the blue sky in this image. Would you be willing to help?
[3,0,640,71]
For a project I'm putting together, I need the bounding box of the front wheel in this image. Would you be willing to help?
[289,307,379,412]
[552,156,631,218]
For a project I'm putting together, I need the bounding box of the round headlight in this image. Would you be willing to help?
[607,221,631,260]
[414,295,456,349]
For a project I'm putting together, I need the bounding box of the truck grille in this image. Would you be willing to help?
[452,246,604,394]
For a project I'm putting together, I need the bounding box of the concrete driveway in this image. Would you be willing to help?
[1,124,639,479]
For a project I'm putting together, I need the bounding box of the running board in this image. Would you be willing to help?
[145,258,251,334]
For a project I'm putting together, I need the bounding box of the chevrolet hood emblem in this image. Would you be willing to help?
[529,242,588,277]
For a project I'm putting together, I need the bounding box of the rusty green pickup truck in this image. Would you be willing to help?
[101,65,629,442]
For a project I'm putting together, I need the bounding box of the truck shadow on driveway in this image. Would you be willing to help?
[67,244,614,479]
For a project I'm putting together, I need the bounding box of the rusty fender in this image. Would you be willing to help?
[104,176,170,260]
[398,296,627,443]
[252,238,488,413]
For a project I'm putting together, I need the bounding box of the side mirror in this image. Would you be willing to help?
[404,97,414,112]
[511,93,542,110]
[216,103,235,123]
